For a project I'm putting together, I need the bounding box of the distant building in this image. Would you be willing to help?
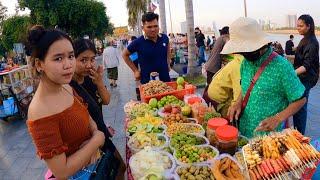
[212,21,219,37]
[259,19,265,30]
[287,15,297,28]
[180,21,187,34]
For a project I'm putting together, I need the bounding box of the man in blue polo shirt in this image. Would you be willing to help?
[122,12,171,84]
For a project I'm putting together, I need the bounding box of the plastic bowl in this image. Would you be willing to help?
[169,133,209,150]
[127,134,169,154]
[129,150,176,180]
[165,123,205,137]
[173,145,219,166]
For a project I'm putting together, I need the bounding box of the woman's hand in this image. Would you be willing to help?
[227,102,242,121]
[89,65,104,87]
[255,115,281,132]
[92,130,105,147]
[88,150,101,165]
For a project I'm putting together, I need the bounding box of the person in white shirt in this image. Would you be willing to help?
[103,42,121,87]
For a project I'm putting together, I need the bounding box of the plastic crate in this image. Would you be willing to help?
[139,81,196,103]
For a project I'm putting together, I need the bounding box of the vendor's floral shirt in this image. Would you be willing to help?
[240,48,305,138]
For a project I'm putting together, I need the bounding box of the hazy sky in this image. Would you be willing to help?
[2,0,320,32]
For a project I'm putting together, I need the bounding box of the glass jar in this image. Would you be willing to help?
[216,125,238,155]
[206,118,228,147]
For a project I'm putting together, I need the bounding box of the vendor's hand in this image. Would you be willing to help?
[134,70,141,80]
[255,115,281,132]
[227,103,242,122]
[89,65,104,86]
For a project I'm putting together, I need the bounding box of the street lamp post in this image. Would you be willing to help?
[168,0,173,33]
[244,0,247,17]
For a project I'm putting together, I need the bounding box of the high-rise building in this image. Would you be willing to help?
[259,19,265,30]
[212,21,219,37]
[287,15,297,28]
[180,21,187,34]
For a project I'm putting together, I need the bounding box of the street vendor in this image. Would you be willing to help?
[225,17,306,138]
[207,54,243,118]
[122,12,171,84]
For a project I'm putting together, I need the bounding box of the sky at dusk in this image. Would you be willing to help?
[2,0,320,33]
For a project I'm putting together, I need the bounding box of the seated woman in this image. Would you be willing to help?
[70,38,126,180]
[26,25,105,179]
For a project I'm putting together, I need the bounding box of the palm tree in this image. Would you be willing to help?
[184,0,197,75]
[159,0,167,34]
[0,1,7,24]
[126,0,147,35]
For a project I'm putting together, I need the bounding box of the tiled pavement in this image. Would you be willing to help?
[1,57,320,179]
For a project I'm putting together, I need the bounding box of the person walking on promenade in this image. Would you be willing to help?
[285,34,295,55]
[195,27,206,66]
[204,26,229,85]
[103,41,121,87]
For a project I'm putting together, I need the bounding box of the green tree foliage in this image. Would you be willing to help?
[18,0,114,39]
[1,15,30,51]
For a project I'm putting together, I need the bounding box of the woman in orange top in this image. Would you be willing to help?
[26,25,105,179]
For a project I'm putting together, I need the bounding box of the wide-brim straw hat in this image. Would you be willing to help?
[221,17,271,54]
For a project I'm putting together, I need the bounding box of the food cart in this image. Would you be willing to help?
[0,65,34,120]
[123,79,320,180]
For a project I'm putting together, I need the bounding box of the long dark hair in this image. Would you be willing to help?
[297,15,316,51]
[299,14,315,37]
[73,39,97,58]
[27,25,73,75]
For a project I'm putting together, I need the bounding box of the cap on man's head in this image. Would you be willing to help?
[221,17,271,54]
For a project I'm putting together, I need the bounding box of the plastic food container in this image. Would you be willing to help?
[127,133,169,154]
[165,123,205,137]
[215,125,239,155]
[237,135,249,150]
[174,164,213,179]
[206,118,228,147]
[129,150,176,180]
[173,145,219,166]
[126,124,167,138]
[169,133,209,150]
[184,94,206,105]
[139,81,196,103]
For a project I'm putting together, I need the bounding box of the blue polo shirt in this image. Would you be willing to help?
[127,34,170,84]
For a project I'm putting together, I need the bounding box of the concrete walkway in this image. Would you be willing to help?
[0,57,320,179]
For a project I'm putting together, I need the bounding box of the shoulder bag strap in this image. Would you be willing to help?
[241,52,278,110]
